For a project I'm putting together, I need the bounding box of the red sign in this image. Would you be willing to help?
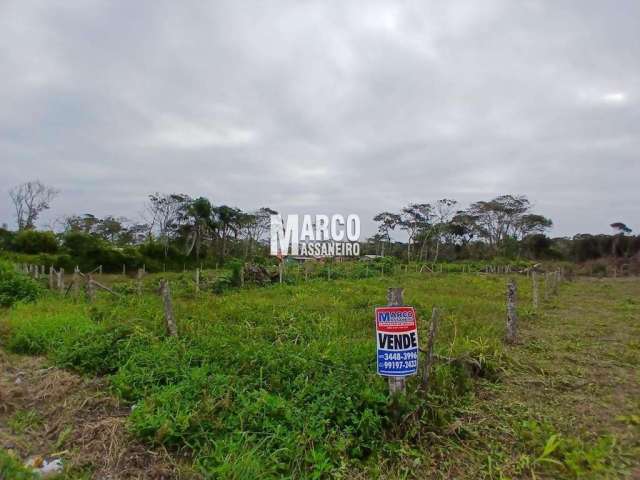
[375,306,417,332]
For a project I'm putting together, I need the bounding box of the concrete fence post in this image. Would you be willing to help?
[86,274,96,303]
[160,280,177,337]
[57,268,65,293]
[136,268,144,296]
[72,266,80,297]
[505,281,518,344]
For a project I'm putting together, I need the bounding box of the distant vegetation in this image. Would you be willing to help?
[1,180,638,272]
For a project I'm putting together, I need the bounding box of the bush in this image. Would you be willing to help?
[54,324,136,375]
[0,228,16,251]
[12,230,59,254]
[0,261,43,307]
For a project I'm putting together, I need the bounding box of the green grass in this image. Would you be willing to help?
[7,410,42,435]
[0,449,39,479]
[1,272,637,478]
[1,272,516,477]
[425,278,640,479]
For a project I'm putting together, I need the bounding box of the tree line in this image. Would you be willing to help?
[370,196,553,261]
[1,180,637,272]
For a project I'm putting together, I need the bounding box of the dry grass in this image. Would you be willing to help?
[0,350,186,479]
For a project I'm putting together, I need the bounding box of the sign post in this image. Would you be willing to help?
[376,288,419,395]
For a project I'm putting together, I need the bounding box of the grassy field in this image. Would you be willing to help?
[1,271,638,478]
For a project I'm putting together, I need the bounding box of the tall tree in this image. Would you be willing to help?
[449,211,477,246]
[610,222,632,257]
[62,214,100,234]
[95,216,128,243]
[373,212,401,256]
[9,180,59,230]
[240,207,277,259]
[516,214,553,239]
[146,193,190,257]
[431,199,457,262]
[182,197,213,260]
[400,203,432,262]
[466,195,532,249]
[211,205,243,263]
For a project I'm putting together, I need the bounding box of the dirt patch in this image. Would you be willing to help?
[0,350,182,479]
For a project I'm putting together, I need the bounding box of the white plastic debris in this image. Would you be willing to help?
[38,458,63,478]
[25,457,63,478]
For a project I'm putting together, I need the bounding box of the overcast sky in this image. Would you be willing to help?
[1,0,638,238]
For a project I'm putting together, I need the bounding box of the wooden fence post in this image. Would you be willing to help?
[505,281,518,344]
[279,261,283,284]
[86,274,96,303]
[532,271,539,310]
[123,264,126,276]
[387,287,406,395]
[421,307,439,392]
[195,268,200,294]
[159,280,177,337]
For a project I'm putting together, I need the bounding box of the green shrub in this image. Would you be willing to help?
[54,324,142,375]
[0,227,16,251]
[0,261,43,307]
[12,230,59,254]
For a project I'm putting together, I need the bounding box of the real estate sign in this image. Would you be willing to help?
[375,306,419,376]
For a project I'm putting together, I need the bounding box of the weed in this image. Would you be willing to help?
[8,409,42,434]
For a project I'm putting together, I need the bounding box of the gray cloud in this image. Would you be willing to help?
[1,0,638,237]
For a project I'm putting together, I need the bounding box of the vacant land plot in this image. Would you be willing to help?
[1,274,638,479]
